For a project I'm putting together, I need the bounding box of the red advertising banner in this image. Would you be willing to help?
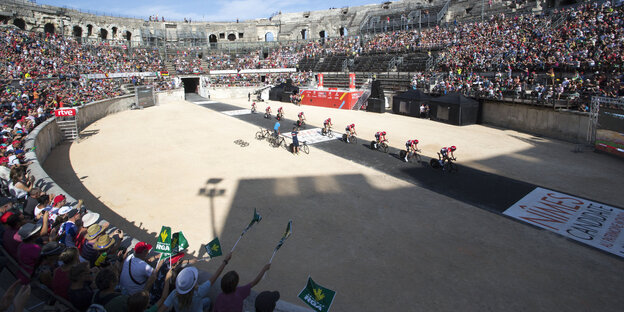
[299,90,363,110]
[55,108,77,117]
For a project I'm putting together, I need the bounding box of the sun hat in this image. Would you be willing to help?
[176,266,199,295]
[255,291,281,312]
[41,241,66,256]
[86,224,104,239]
[58,206,72,215]
[17,222,42,240]
[81,212,99,227]
[94,234,114,250]
[65,208,78,219]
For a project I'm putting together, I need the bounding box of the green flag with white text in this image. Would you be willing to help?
[298,277,336,312]
[155,226,172,255]
[205,237,223,258]
[171,231,189,254]
[243,208,262,233]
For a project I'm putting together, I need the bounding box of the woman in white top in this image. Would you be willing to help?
[9,167,32,199]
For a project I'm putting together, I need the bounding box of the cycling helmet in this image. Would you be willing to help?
[413,139,419,144]
[450,146,457,151]
[328,118,331,122]
[382,131,386,135]
[351,124,355,127]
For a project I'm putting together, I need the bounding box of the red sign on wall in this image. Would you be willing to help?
[55,108,77,117]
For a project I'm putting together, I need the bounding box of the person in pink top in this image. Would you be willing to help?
[16,222,43,284]
[213,263,271,312]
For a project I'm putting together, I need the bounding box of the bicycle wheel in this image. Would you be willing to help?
[381,143,388,153]
[255,131,264,140]
[449,162,458,173]
[351,136,357,144]
[279,137,286,148]
[414,153,422,163]
[302,143,309,154]
[328,130,334,138]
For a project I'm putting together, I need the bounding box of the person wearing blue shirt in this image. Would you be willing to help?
[273,121,280,137]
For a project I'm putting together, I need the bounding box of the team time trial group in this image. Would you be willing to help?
[251,101,457,168]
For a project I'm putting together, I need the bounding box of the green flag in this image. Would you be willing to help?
[155,226,172,254]
[298,277,336,312]
[171,231,189,254]
[275,220,292,251]
[205,237,223,258]
[243,208,262,233]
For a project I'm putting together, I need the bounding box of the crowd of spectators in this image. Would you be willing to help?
[209,72,313,88]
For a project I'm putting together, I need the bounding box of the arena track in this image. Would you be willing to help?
[186,93,536,214]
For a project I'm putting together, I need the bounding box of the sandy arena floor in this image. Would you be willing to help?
[44,96,624,311]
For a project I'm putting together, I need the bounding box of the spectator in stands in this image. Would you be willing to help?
[0,281,31,312]
[120,241,158,295]
[16,222,43,283]
[92,268,129,311]
[80,223,109,265]
[2,210,23,259]
[159,252,232,312]
[35,241,65,288]
[255,291,280,312]
[23,187,42,219]
[52,246,80,299]
[213,262,271,312]
[68,261,95,311]
[58,207,82,247]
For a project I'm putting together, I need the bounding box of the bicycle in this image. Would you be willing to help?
[251,105,257,113]
[400,149,422,163]
[430,153,458,173]
[264,112,271,119]
[342,133,357,144]
[370,139,389,153]
[290,141,309,154]
[296,119,306,128]
[321,127,334,138]
[276,112,283,121]
[269,134,285,148]
[255,128,272,140]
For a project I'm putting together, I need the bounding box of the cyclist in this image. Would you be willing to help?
[297,112,306,127]
[277,107,284,118]
[251,102,257,112]
[374,131,387,146]
[405,139,419,162]
[265,106,272,117]
[291,127,300,154]
[323,118,332,134]
[439,145,457,167]
[345,123,356,142]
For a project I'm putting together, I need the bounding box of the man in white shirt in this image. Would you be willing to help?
[119,242,157,295]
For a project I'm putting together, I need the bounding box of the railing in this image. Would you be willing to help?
[437,0,451,23]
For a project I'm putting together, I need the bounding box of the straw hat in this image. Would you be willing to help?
[94,234,114,250]
[87,224,105,239]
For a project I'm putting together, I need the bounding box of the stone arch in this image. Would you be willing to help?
[124,31,132,41]
[73,25,82,38]
[44,23,55,34]
[227,33,236,41]
[300,29,308,40]
[319,30,326,38]
[208,34,217,43]
[100,28,108,39]
[87,24,93,36]
[13,18,25,30]
[264,32,274,42]
[111,27,118,38]
[339,26,348,36]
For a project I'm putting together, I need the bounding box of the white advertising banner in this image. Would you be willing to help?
[209,68,296,75]
[222,109,252,116]
[282,128,338,145]
[80,72,158,79]
[504,187,624,258]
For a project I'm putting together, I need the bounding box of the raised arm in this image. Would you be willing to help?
[209,252,232,285]
[249,263,271,288]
